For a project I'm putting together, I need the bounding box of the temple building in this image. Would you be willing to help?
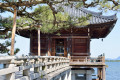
[0,0,118,80]
[17,4,117,80]
[18,5,117,57]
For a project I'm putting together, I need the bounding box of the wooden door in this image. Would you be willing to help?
[72,38,88,56]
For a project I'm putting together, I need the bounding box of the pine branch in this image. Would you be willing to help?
[0,28,10,35]
[48,2,57,26]
[0,7,13,13]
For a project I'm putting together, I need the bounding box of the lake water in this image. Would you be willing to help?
[0,62,120,80]
[106,62,120,80]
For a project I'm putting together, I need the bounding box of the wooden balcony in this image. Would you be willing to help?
[70,55,105,68]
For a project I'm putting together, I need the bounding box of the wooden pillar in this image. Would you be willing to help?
[97,68,101,80]
[70,37,72,56]
[102,66,106,80]
[87,28,90,55]
[67,38,71,58]
[48,37,51,56]
[38,28,41,56]
[64,39,67,57]
[38,29,41,56]
[10,6,17,56]
[30,32,33,55]
[97,68,103,80]
[100,68,103,80]
[71,28,73,56]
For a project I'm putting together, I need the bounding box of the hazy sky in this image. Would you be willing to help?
[0,7,120,59]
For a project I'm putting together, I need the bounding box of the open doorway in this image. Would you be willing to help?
[55,39,64,56]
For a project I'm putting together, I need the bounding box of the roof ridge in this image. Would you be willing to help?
[79,8,117,20]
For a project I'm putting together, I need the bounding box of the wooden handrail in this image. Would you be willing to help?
[70,56,105,63]
[0,56,69,80]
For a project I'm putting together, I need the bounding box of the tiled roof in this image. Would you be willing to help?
[55,3,117,25]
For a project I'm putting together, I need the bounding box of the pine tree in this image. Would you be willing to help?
[0,16,20,55]
[0,0,119,55]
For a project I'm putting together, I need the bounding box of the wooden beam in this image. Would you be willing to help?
[10,6,17,56]
[38,28,41,56]
[51,36,89,39]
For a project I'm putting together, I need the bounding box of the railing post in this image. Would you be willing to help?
[34,58,42,79]
[42,57,48,74]
[57,58,60,69]
[102,56,105,63]
[34,59,39,73]
[54,58,57,70]
[49,58,53,72]
[5,59,15,80]
[38,57,44,79]
[60,58,62,68]
[23,59,30,79]
[85,57,87,62]
[56,58,58,70]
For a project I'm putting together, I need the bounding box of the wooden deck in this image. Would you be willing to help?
[70,56,105,67]
[69,55,106,80]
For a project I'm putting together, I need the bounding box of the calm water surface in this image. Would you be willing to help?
[106,62,120,80]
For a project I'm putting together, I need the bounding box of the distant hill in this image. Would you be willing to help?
[105,56,120,62]
[106,56,120,60]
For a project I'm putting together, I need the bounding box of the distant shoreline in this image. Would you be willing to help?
[105,60,120,62]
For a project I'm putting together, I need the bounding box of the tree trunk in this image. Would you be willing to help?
[10,6,17,56]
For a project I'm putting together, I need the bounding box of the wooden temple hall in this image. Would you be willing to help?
[17,3,117,80]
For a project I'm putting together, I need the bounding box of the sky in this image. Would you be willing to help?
[0,6,120,59]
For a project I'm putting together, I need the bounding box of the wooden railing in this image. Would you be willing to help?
[0,56,69,80]
[70,55,105,63]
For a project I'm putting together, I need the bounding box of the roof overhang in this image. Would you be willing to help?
[16,20,117,39]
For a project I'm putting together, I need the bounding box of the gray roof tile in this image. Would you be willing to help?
[55,3,117,24]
